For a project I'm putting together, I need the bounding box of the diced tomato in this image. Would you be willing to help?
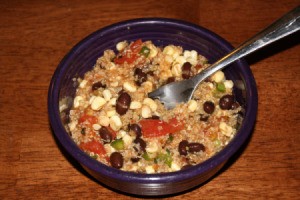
[114,39,143,64]
[79,114,98,124]
[79,140,106,155]
[139,118,184,138]
[130,39,143,52]
[194,64,203,71]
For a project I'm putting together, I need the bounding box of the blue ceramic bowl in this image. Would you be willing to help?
[48,18,257,196]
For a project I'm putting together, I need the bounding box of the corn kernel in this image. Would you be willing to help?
[146,141,159,153]
[184,50,198,65]
[68,121,77,131]
[219,122,233,137]
[106,110,116,117]
[109,115,122,131]
[59,104,67,112]
[110,81,118,87]
[89,95,96,104]
[171,162,181,171]
[142,81,153,92]
[130,101,142,109]
[174,56,186,65]
[123,81,137,92]
[208,82,214,89]
[171,63,182,77]
[164,55,174,64]
[92,124,101,131]
[104,143,115,153]
[224,80,234,89]
[141,105,152,118]
[116,41,128,51]
[98,115,110,126]
[91,96,106,110]
[163,45,181,60]
[102,89,112,101]
[211,71,225,83]
[74,96,84,108]
[108,97,117,106]
[147,43,158,58]
[183,50,191,58]
[188,100,198,112]
[163,45,175,55]
[117,130,127,138]
[122,134,133,147]
[143,98,157,111]
[79,80,88,88]
[145,166,155,174]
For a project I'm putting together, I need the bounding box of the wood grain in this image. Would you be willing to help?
[1,0,299,199]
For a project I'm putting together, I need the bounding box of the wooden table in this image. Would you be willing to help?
[1,1,299,199]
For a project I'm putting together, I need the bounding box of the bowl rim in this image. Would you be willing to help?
[48,17,258,184]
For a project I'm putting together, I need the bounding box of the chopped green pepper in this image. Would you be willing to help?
[142,152,152,161]
[90,154,98,159]
[111,139,124,150]
[155,150,173,167]
[139,46,150,57]
[167,134,174,142]
[214,139,221,147]
[216,82,226,92]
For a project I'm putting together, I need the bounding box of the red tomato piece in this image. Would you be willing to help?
[79,140,106,155]
[130,39,143,53]
[79,114,98,124]
[139,118,184,138]
[114,39,143,64]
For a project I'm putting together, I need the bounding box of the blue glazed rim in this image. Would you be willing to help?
[48,18,258,187]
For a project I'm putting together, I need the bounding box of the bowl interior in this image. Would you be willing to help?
[48,18,257,195]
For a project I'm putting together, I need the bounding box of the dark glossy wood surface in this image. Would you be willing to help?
[1,1,299,199]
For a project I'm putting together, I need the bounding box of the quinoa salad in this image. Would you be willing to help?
[66,39,242,173]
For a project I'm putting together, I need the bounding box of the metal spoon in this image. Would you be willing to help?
[148,6,300,109]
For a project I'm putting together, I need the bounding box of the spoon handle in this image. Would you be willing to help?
[192,5,300,85]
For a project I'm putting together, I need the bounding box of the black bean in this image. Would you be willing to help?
[81,128,86,135]
[219,94,235,110]
[131,157,140,163]
[118,89,125,95]
[129,123,142,138]
[151,115,160,119]
[231,101,240,110]
[133,138,146,153]
[181,164,193,170]
[147,71,154,76]
[116,92,131,115]
[99,127,113,143]
[178,140,189,156]
[188,143,205,153]
[61,112,70,124]
[146,115,160,120]
[92,81,106,90]
[203,101,215,114]
[166,77,175,84]
[182,62,192,79]
[134,68,147,86]
[110,152,124,169]
[200,114,209,122]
